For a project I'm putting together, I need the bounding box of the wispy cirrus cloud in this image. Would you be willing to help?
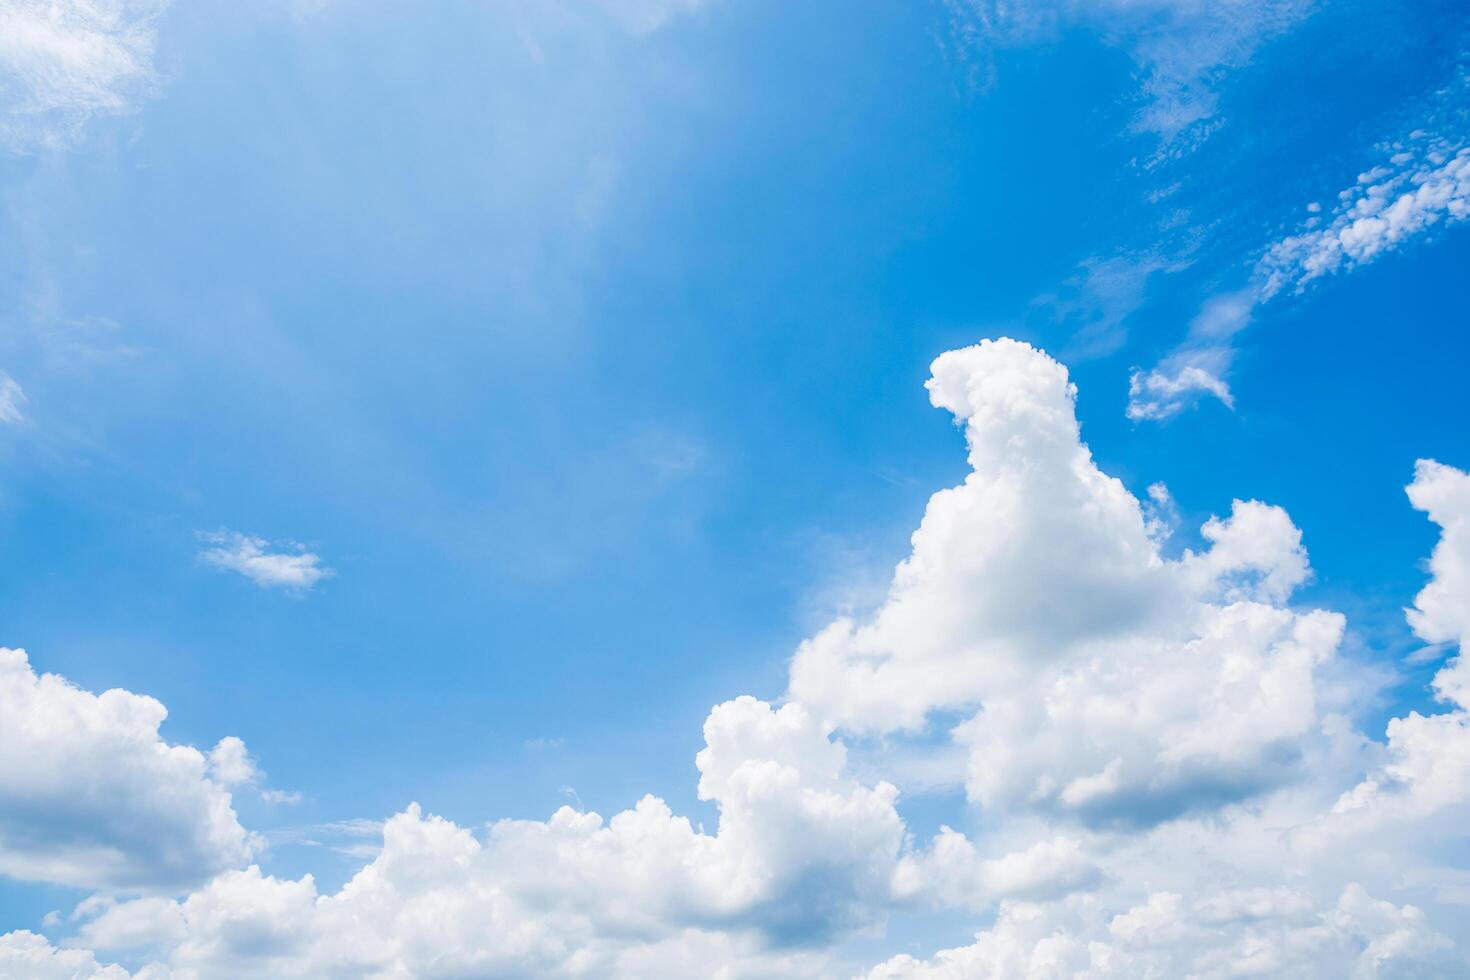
[198,530,333,593]
[943,0,1319,147]
[591,0,710,35]
[0,374,24,424]
[0,0,170,152]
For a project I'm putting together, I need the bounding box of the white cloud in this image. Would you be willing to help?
[867,885,1455,979]
[1124,287,1253,420]
[863,454,1470,980]
[1188,496,1311,604]
[893,831,1100,910]
[1325,460,1470,829]
[206,736,301,806]
[1123,288,1251,420]
[206,737,257,787]
[0,374,24,424]
[0,0,169,151]
[68,695,918,977]
[258,789,301,805]
[1404,458,1470,653]
[197,530,332,593]
[0,648,257,891]
[790,340,1338,827]
[0,929,159,979]
[1126,360,1234,421]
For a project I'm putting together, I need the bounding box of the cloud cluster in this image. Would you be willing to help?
[62,697,915,977]
[3,340,1468,977]
[838,342,1470,977]
[197,530,333,593]
[1261,145,1470,299]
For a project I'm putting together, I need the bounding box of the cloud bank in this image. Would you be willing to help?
[3,340,1467,977]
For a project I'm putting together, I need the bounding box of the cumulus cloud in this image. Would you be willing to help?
[0,929,159,979]
[0,648,257,891]
[1404,458,1470,652]
[790,340,1339,827]
[861,455,1470,980]
[204,737,298,805]
[866,885,1455,979]
[65,696,917,977]
[206,737,257,787]
[14,341,1470,978]
[197,530,332,593]
[1326,460,1470,830]
[0,0,169,152]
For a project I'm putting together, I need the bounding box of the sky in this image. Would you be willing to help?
[0,0,1469,977]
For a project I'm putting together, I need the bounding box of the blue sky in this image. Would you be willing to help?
[1,1,1469,977]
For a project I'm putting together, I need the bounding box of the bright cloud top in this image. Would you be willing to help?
[4,339,1466,978]
[197,530,333,593]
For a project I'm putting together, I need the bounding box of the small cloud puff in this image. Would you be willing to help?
[198,530,333,593]
[1126,362,1234,421]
